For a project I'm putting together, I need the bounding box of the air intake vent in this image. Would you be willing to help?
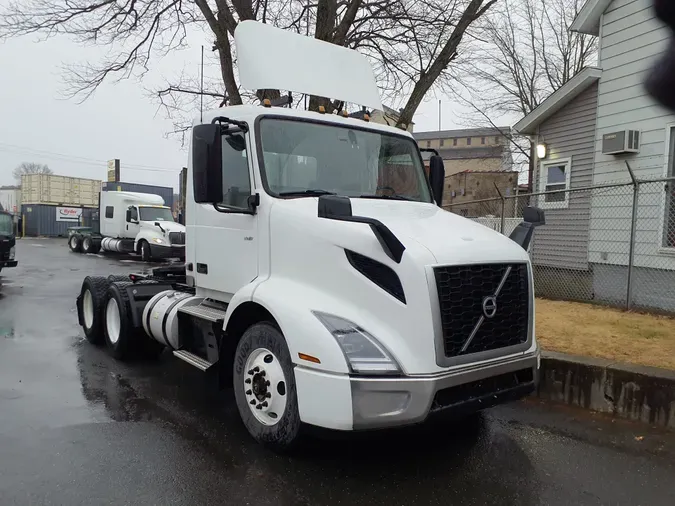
[345,250,406,304]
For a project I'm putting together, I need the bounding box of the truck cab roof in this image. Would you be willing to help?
[196,104,412,138]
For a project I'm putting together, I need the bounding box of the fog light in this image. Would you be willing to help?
[352,390,411,419]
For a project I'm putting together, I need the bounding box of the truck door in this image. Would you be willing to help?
[193,132,258,298]
[126,206,140,239]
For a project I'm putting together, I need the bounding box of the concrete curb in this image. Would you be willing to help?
[537,351,675,429]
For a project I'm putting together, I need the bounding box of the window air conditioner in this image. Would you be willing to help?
[602,130,640,155]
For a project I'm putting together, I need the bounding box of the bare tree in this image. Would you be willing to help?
[454,0,597,186]
[13,162,53,182]
[0,0,496,135]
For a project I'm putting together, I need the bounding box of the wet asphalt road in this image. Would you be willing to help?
[1,239,675,506]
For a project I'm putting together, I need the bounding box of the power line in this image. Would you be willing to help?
[0,142,180,173]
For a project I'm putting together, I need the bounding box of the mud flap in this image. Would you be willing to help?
[76,293,84,327]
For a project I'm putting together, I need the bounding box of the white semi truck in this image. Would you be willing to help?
[69,191,186,262]
[76,21,545,450]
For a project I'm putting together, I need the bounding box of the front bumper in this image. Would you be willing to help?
[295,350,539,431]
[0,260,18,268]
[149,244,185,259]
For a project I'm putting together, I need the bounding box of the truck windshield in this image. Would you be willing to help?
[139,207,174,222]
[0,213,12,236]
[258,118,432,203]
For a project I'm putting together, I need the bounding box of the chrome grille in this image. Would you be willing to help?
[434,263,529,357]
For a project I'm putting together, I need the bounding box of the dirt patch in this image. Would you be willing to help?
[536,299,675,371]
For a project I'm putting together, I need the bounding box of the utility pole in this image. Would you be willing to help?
[438,100,441,130]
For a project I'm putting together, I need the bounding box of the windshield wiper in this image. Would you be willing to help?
[359,194,413,201]
[278,190,337,197]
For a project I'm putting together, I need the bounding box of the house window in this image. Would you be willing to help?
[664,126,675,247]
[105,206,114,219]
[481,137,486,145]
[539,157,571,209]
[453,138,458,146]
[440,139,445,147]
[467,137,472,146]
[495,136,500,144]
[426,140,431,148]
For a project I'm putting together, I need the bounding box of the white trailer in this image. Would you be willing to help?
[76,21,545,451]
[68,191,186,261]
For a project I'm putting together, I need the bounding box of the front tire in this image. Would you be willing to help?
[69,234,82,253]
[139,240,151,262]
[233,323,301,452]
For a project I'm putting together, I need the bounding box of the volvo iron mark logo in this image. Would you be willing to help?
[482,296,497,319]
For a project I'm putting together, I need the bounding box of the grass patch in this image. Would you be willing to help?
[535,298,675,371]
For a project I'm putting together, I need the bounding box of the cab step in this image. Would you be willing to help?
[172,350,213,371]
[178,303,227,323]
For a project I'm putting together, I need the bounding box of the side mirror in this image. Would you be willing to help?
[126,209,132,222]
[523,206,545,226]
[192,124,223,203]
[509,207,546,251]
[428,155,445,207]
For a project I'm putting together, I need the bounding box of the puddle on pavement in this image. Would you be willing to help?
[0,325,15,338]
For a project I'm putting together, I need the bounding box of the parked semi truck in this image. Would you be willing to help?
[69,191,186,262]
[75,21,545,450]
[0,210,17,273]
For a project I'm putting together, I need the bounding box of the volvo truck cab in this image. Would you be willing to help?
[76,21,544,451]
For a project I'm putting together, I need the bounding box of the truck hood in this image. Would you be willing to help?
[140,221,185,233]
[276,197,529,265]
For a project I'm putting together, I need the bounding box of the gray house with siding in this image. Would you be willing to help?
[514,0,675,311]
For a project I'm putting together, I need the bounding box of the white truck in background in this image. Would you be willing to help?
[75,21,545,451]
[69,191,186,262]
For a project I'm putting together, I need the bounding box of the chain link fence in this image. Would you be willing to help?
[445,175,675,315]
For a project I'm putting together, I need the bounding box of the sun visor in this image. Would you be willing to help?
[234,21,382,111]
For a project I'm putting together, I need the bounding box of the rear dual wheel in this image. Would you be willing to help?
[79,276,110,345]
[103,281,164,360]
[69,234,82,253]
[82,236,100,254]
[78,277,163,360]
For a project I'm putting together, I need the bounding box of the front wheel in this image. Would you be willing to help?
[233,323,301,452]
[139,241,151,262]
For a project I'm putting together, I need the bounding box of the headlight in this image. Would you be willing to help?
[151,237,165,244]
[312,311,401,374]
[9,247,15,260]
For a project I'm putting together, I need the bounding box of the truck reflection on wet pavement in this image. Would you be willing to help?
[1,239,674,505]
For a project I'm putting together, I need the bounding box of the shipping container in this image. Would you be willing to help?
[0,186,21,216]
[21,174,101,207]
[101,181,174,209]
[22,203,91,237]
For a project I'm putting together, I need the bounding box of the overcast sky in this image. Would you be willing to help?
[0,20,470,191]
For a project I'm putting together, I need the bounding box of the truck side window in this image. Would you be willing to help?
[221,134,251,209]
[105,206,114,219]
[130,207,138,222]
